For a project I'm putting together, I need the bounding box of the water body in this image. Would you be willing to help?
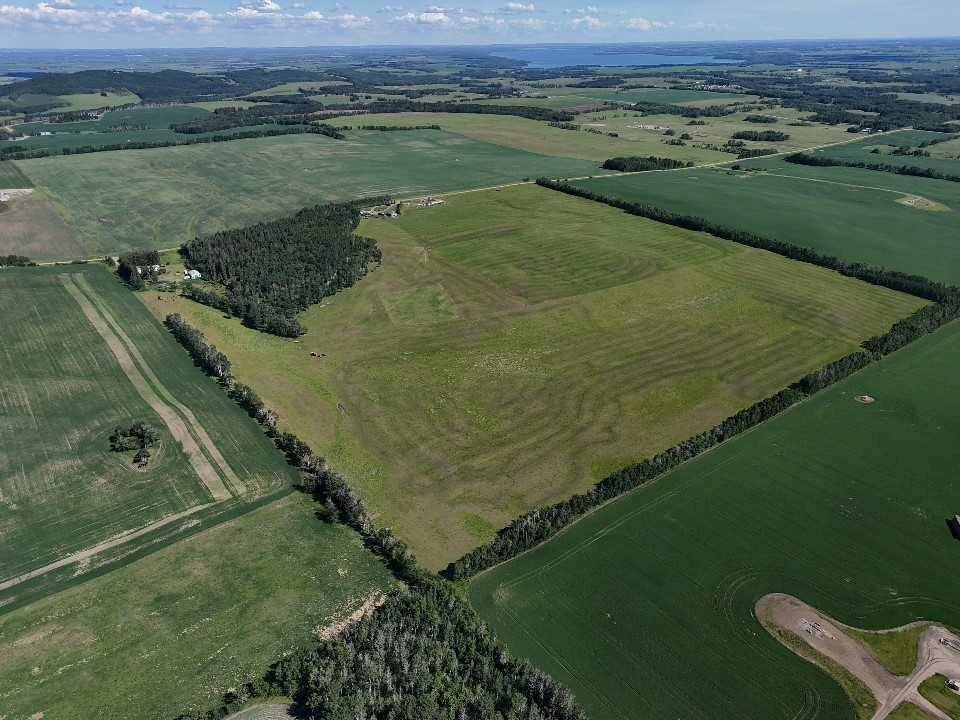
[491,44,736,69]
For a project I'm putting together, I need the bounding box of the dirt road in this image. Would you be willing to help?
[758,593,960,720]
[60,273,235,501]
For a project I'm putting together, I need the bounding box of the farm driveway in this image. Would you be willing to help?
[758,593,960,720]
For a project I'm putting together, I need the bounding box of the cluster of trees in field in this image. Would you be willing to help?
[601,155,694,172]
[165,314,585,720]
[109,422,159,467]
[0,125,327,162]
[731,130,790,141]
[180,200,384,337]
[329,100,575,123]
[744,114,779,123]
[785,151,960,182]
[352,124,442,131]
[737,148,779,158]
[0,255,35,266]
[442,178,960,580]
[170,102,344,136]
[117,249,161,289]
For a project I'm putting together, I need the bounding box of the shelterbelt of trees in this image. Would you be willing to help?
[785,151,960,182]
[439,178,960,580]
[600,155,694,172]
[164,313,585,720]
[0,124,335,162]
[181,199,385,337]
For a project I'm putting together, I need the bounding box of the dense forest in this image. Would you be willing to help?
[180,200,384,337]
[164,313,585,720]
[601,155,694,172]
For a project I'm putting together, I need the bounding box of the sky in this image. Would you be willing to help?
[0,0,956,49]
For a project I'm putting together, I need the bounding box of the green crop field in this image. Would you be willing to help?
[0,265,298,606]
[809,129,960,176]
[0,161,31,188]
[571,156,960,285]
[12,130,604,259]
[0,492,394,720]
[141,184,921,570]
[470,319,960,720]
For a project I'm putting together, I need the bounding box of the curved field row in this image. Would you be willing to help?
[145,183,923,569]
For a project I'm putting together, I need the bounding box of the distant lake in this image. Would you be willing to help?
[491,45,737,69]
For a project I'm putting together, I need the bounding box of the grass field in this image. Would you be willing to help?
[810,129,960,176]
[141,184,922,570]
[470,319,960,720]
[0,161,31,188]
[333,111,714,162]
[919,675,960,718]
[571,156,960,285]
[12,130,604,259]
[0,492,394,720]
[0,265,298,605]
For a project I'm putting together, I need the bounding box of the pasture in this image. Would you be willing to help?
[470,319,960,720]
[13,130,602,259]
[0,492,394,720]
[0,265,297,605]
[333,111,729,163]
[571,157,960,285]
[809,128,960,176]
[142,184,921,570]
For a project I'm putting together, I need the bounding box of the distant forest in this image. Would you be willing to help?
[180,200,385,337]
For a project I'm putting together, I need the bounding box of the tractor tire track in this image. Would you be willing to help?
[60,273,232,501]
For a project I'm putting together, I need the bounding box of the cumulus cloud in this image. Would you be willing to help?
[624,16,670,30]
[570,13,603,29]
[502,1,534,11]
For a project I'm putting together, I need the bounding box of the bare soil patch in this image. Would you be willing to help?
[758,593,960,720]
[897,195,951,212]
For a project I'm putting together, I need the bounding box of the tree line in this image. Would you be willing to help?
[0,255,36,266]
[601,155,694,172]
[731,130,790,141]
[441,178,960,580]
[785,151,960,183]
[0,125,332,162]
[164,313,586,720]
[180,200,385,337]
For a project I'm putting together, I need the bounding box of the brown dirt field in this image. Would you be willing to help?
[59,273,234,501]
[0,189,81,259]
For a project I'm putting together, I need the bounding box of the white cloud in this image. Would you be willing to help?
[502,1,534,12]
[624,16,670,30]
[570,13,603,29]
[396,9,449,23]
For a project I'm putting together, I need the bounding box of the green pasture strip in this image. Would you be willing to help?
[571,158,960,285]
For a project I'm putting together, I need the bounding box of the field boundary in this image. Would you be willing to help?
[0,503,211,592]
[59,272,235,500]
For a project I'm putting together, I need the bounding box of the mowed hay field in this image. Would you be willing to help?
[0,266,297,605]
[0,493,394,720]
[470,320,960,720]
[11,130,603,259]
[142,184,923,570]
[572,156,960,285]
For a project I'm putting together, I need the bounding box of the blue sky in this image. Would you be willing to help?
[0,0,956,49]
